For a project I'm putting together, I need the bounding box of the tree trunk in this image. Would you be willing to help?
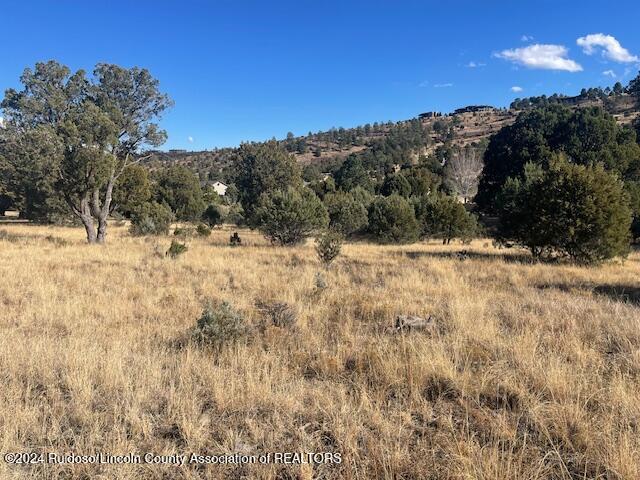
[82,216,98,243]
[96,177,115,244]
[78,195,97,243]
[97,216,107,243]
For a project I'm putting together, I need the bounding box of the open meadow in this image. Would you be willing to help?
[0,223,639,479]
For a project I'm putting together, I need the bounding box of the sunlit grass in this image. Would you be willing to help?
[0,223,638,479]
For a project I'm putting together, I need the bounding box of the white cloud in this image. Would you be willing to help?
[521,35,534,42]
[188,136,194,143]
[577,33,638,63]
[510,86,523,93]
[495,44,583,72]
[602,69,616,78]
[433,83,453,88]
[418,80,429,88]
[465,61,486,68]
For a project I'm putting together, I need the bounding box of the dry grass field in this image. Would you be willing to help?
[0,223,639,479]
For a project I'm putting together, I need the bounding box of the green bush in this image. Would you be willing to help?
[254,186,328,245]
[202,204,223,227]
[412,194,479,244]
[196,223,212,237]
[154,166,206,221]
[367,194,419,244]
[166,239,188,258]
[315,230,343,267]
[323,191,368,236]
[129,202,173,236]
[496,155,632,263]
[191,301,248,349]
[226,204,245,226]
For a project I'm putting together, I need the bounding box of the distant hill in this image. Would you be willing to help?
[143,91,640,184]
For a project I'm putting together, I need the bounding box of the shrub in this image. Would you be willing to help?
[173,226,195,238]
[226,204,245,226]
[235,141,303,222]
[323,191,368,236]
[367,194,419,244]
[229,232,242,246]
[412,194,479,244]
[254,186,329,246]
[315,230,343,267]
[129,202,173,236]
[202,204,223,227]
[166,240,188,258]
[196,223,212,237]
[191,301,248,349]
[496,156,632,263]
[255,301,297,328]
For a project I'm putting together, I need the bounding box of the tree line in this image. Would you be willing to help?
[1,60,639,263]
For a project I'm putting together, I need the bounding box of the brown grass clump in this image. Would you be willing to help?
[0,223,639,479]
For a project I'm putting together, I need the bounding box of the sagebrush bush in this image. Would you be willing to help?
[255,301,297,328]
[191,301,248,349]
[166,240,188,258]
[129,202,173,236]
[196,223,212,237]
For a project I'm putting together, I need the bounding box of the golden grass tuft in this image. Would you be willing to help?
[0,223,639,479]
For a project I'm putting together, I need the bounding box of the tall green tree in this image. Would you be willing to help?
[627,71,640,98]
[0,123,68,221]
[334,155,374,192]
[234,141,302,223]
[154,166,205,221]
[0,61,172,242]
[380,173,412,197]
[323,191,368,236]
[477,105,640,212]
[112,163,152,218]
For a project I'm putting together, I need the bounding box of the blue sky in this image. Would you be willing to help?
[1,0,639,150]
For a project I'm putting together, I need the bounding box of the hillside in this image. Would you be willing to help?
[145,92,640,183]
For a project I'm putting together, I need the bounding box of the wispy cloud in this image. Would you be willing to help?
[465,61,486,68]
[433,83,453,88]
[418,80,429,88]
[495,44,582,72]
[188,136,194,143]
[521,35,534,42]
[602,69,616,78]
[577,33,638,63]
[510,86,523,93]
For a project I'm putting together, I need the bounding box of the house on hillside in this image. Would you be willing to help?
[453,105,495,115]
[418,111,442,120]
[211,181,228,196]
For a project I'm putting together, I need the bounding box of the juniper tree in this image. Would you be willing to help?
[1,61,172,243]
